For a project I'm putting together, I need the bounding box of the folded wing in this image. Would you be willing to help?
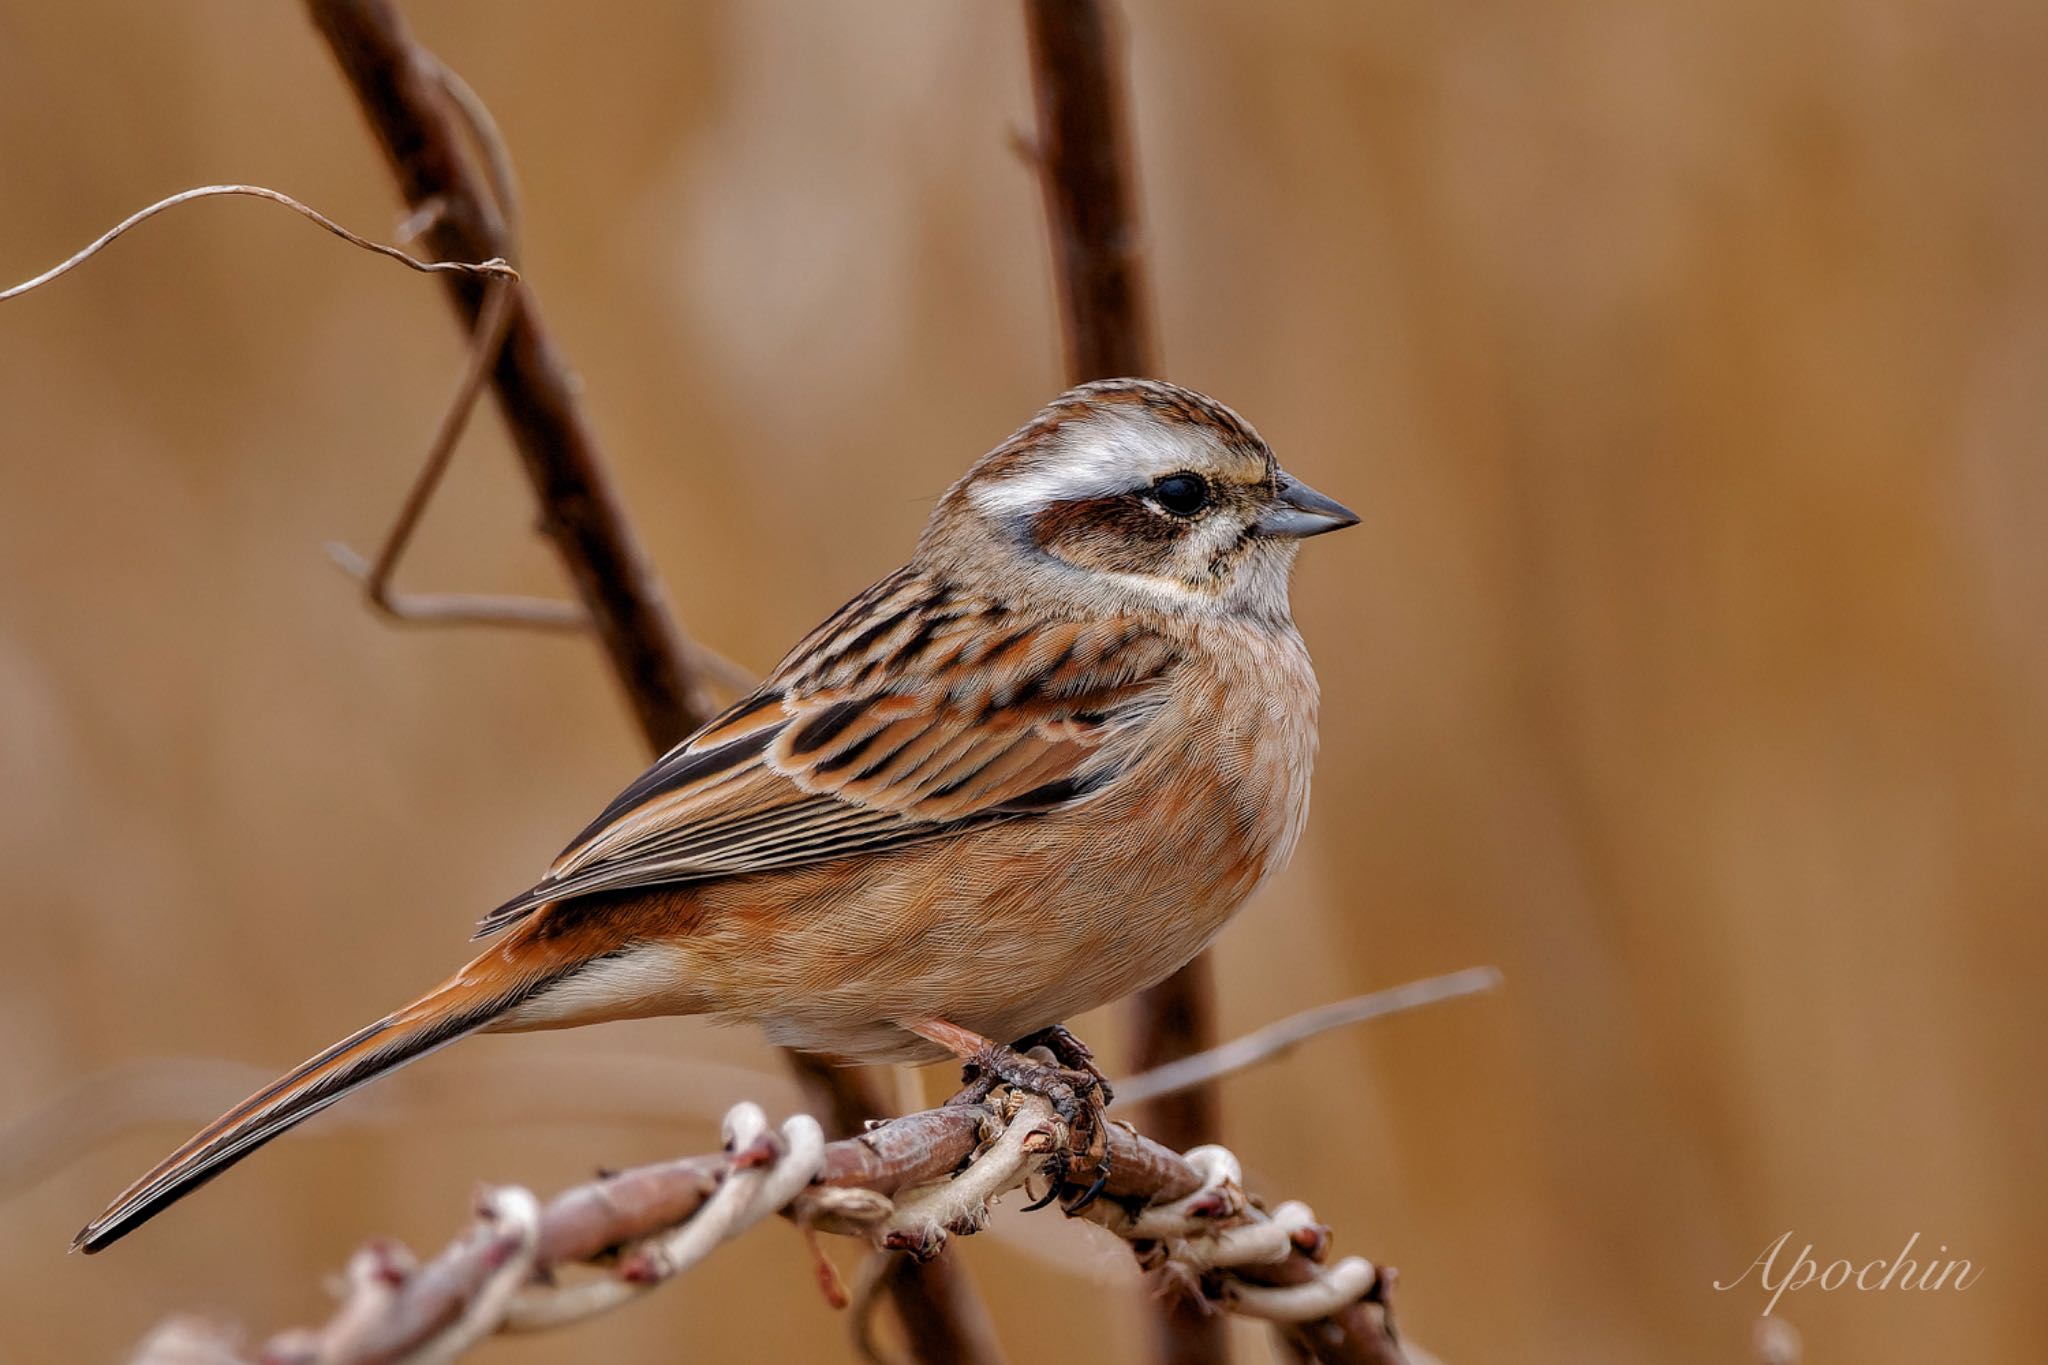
[477,572,1180,936]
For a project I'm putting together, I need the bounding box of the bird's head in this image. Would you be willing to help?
[923,378,1356,623]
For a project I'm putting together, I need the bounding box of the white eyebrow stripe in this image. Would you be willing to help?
[968,417,1206,517]
[969,462,1124,516]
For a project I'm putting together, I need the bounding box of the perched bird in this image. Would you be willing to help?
[76,378,1357,1252]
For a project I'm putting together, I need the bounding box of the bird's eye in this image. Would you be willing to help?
[1150,473,1211,517]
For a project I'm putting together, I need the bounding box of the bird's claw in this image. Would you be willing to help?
[954,1032,1114,1215]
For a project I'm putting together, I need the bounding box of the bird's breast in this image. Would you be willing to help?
[673,618,1322,1061]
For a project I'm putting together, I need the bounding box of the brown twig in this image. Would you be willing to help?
[870,1249,1014,1365]
[305,0,712,750]
[1021,0,1156,381]
[131,1086,1408,1365]
[300,2,997,1358]
[319,48,587,632]
[1020,4,1224,1361]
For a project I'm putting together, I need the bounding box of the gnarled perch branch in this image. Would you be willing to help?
[129,1084,1413,1365]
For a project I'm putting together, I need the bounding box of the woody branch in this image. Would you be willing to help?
[1020,3,1225,1360]
[131,1083,1410,1365]
[300,1,999,1358]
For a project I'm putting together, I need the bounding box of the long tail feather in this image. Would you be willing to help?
[73,969,540,1253]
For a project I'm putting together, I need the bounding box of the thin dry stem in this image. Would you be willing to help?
[0,184,513,304]
[324,541,587,630]
[0,180,575,632]
[1112,968,1503,1109]
[356,270,517,593]
[421,53,523,257]
[321,276,595,632]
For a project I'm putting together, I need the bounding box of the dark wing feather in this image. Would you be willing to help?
[476,573,1180,937]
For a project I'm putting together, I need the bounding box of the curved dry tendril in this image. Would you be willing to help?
[0,184,516,303]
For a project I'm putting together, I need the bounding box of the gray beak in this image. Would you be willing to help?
[1254,473,1360,539]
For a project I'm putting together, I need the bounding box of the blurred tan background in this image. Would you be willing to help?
[2,1,2044,1362]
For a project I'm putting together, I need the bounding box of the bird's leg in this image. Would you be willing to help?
[901,1018,1113,1214]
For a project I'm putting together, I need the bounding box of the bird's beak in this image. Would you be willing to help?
[1254,473,1360,539]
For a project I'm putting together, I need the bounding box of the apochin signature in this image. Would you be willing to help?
[1716,1232,1982,1315]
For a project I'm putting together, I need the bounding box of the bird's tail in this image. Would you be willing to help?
[73,951,562,1254]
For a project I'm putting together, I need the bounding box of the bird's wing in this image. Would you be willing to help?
[476,573,1180,936]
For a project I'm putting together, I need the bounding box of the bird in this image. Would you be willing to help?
[75,377,1358,1252]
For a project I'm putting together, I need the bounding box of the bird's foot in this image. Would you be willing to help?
[958,1035,1112,1216]
[903,1016,1115,1215]
[1011,1023,1116,1108]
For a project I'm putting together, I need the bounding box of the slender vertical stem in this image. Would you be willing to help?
[1021,3,1226,1363]
[301,4,1001,1359]
[1022,0,1156,381]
